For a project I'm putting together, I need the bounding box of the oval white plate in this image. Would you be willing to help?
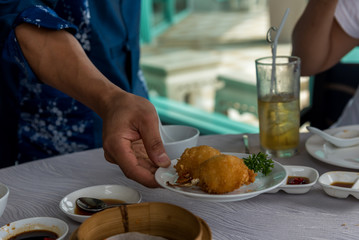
[318,171,359,199]
[59,185,142,223]
[0,217,68,240]
[268,165,319,194]
[155,153,287,202]
[306,125,359,169]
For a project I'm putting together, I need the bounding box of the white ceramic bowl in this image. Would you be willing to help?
[268,165,319,194]
[318,171,359,199]
[0,183,9,217]
[0,217,69,240]
[163,125,200,159]
[59,184,142,223]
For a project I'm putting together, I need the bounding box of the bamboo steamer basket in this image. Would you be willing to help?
[70,202,211,240]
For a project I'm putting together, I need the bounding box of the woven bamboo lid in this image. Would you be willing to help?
[70,202,211,240]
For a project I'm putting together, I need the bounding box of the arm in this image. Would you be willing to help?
[291,0,359,76]
[15,23,170,187]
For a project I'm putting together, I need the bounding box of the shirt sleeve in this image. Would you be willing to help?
[1,4,78,81]
[335,0,359,39]
[13,5,78,33]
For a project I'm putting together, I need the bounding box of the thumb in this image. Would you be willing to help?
[142,129,171,168]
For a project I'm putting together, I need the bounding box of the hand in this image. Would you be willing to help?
[101,91,171,188]
[15,24,170,186]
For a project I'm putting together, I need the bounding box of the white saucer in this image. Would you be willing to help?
[306,125,359,169]
[155,153,287,202]
[59,185,142,223]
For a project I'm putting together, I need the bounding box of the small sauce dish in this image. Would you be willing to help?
[268,165,319,194]
[0,217,69,240]
[59,185,142,223]
[318,171,359,199]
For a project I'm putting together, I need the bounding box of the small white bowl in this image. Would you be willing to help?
[318,171,359,199]
[0,183,9,217]
[268,165,319,194]
[0,217,68,240]
[163,125,200,160]
[59,184,142,223]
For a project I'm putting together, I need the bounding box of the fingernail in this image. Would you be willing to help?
[157,152,170,167]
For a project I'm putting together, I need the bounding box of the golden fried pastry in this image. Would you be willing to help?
[174,145,221,181]
[198,154,257,194]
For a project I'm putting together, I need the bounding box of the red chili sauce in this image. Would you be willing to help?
[287,176,310,185]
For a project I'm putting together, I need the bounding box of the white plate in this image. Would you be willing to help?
[318,171,359,199]
[155,153,287,202]
[0,217,69,240]
[306,125,359,169]
[267,165,319,194]
[59,185,142,223]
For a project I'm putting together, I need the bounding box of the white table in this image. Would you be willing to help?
[0,133,358,240]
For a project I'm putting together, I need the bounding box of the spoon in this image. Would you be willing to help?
[307,126,359,148]
[76,197,132,212]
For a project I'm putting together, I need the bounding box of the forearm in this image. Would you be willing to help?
[292,0,339,75]
[14,23,122,118]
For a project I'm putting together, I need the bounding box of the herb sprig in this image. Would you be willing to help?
[243,152,274,176]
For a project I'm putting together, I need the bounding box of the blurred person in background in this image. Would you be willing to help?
[292,0,359,128]
[0,0,170,187]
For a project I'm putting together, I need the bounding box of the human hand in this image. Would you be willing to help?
[101,91,171,188]
[14,24,170,186]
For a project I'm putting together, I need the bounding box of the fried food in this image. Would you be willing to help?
[171,146,257,194]
[174,145,221,181]
[198,154,257,194]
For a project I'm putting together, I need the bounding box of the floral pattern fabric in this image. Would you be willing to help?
[0,0,147,165]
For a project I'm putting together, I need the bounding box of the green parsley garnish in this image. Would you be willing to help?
[243,152,274,176]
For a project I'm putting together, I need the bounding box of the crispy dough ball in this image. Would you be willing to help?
[198,154,257,194]
[174,145,221,179]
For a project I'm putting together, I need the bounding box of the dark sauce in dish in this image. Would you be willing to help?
[8,230,58,240]
[331,181,354,188]
[287,176,310,185]
[75,198,125,216]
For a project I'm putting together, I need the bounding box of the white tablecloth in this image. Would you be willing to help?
[0,133,358,240]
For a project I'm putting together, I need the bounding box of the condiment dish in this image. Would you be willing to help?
[162,125,200,159]
[267,165,319,194]
[0,182,9,218]
[59,184,141,223]
[318,171,359,199]
[0,217,69,240]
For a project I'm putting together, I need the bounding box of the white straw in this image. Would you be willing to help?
[274,8,290,46]
[271,8,290,93]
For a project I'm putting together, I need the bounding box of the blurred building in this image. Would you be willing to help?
[139,0,309,132]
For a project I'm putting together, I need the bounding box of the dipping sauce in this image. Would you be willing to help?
[331,181,354,188]
[287,176,310,185]
[75,198,125,216]
[8,230,58,240]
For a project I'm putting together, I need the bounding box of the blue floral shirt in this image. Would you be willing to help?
[0,0,148,167]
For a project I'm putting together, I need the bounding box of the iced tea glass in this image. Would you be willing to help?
[255,56,301,157]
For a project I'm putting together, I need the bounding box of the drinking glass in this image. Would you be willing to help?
[255,56,301,157]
